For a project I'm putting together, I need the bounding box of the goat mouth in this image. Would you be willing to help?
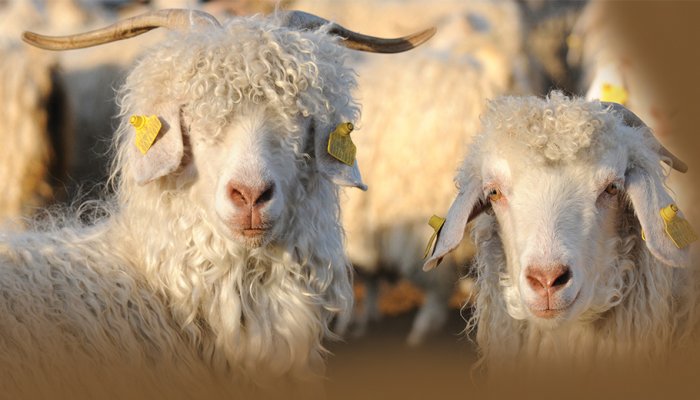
[529,290,580,319]
[228,227,272,248]
[240,229,268,238]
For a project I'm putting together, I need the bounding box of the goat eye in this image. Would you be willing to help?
[487,187,502,202]
[605,182,620,196]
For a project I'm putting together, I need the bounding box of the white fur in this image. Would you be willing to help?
[427,92,698,375]
[0,12,360,398]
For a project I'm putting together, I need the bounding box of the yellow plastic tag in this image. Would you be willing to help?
[327,122,356,166]
[423,215,446,261]
[130,115,162,155]
[600,83,629,106]
[659,204,699,249]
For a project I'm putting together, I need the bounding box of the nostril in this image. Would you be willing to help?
[229,185,248,207]
[526,264,572,292]
[552,267,572,288]
[255,183,275,206]
[527,275,545,290]
[227,181,275,209]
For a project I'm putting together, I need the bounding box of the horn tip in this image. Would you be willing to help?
[412,26,437,47]
[21,31,48,50]
[21,31,34,43]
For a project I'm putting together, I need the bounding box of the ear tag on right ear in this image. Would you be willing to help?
[328,122,356,166]
[130,115,162,155]
[600,83,629,106]
[659,204,699,249]
[423,215,446,263]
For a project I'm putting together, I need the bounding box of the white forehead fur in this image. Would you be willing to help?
[459,91,660,188]
[116,13,359,145]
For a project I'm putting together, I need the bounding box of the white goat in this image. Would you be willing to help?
[3,9,433,399]
[424,92,697,375]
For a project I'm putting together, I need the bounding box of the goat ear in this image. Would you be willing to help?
[423,176,486,271]
[127,102,185,186]
[313,119,367,191]
[625,168,691,268]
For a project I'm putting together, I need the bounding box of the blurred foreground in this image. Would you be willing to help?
[327,307,476,400]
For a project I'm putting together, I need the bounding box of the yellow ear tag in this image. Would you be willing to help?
[659,204,699,249]
[423,215,446,262]
[600,83,629,106]
[130,115,162,155]
[327,122,356,166]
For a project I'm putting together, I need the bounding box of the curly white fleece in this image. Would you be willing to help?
[461,92,698,374]
[0,13,357,399]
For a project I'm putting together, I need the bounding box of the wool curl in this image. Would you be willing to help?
[458,92,698,377]
[116,14,358,139]
[0,13,358,399]
[459,91,661,188]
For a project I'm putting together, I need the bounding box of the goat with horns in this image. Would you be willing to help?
[1,8,434,400]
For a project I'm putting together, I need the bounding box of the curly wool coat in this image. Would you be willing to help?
[425,92,698,375]
[0,13,362,399]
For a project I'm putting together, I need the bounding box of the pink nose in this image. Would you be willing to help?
[227,181,275,229]
[526,264,572,297]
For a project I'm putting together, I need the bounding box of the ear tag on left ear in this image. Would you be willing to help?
[130,115,162,155]
[600,83,629,106]
[423,215,446,265]
[328,122,356,166]
[658,204,699,249]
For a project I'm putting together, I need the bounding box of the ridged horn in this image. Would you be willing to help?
[22,9,221,51]
[603,102,688,173]
[277,10,436,53]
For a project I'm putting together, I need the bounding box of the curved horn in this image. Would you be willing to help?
[603,102,688,173]
[277,10,436,53]
[22,9,221,51]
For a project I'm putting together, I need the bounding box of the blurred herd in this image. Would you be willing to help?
[0,0,676,345]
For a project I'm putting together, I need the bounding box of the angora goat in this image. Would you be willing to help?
[424,92,697,375]
[3,9,433,399]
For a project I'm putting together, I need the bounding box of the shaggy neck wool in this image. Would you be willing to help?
[106,146,350,386]
[468,211,697,376]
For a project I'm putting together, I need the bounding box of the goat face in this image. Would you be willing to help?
[193,107,294,248]
[123,103,366,250]
[125,100,365,250]
[424,93,691,330]
[480,152,627,327]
